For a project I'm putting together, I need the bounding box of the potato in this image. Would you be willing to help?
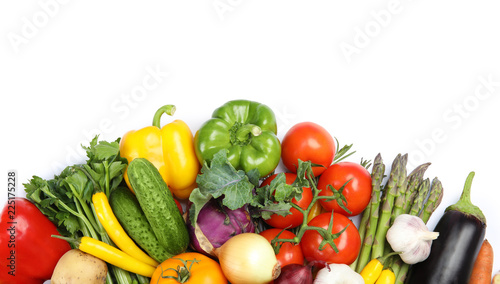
[51,249,107,284]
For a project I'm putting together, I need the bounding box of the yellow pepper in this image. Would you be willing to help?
[360,257,384,284]
[120,105,200,199]
[375,269,396,284]
[92,191,159,267]
[360,252,399,284]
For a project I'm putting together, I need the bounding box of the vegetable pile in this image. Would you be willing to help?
[0,99,495,284]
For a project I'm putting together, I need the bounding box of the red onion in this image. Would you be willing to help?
[274,263,313,284]
[186,198,255,257]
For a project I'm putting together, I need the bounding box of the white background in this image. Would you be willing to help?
[1,0,499,278]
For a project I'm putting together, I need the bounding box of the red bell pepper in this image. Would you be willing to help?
[0,197,71,284]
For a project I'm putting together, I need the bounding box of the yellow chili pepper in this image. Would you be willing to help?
[120,105,200,199]
[53,235,157,277]
[360,257,384,284]
[360,252,399,284]
[79,236,156,277]
[92,191,159,267]
[375,268,396,284]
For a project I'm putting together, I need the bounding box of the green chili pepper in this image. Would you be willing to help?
[194,100,281,177]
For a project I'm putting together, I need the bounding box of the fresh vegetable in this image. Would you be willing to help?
[214,233,281,284]
[370,154,407,261]
[51,249,107,284]
[24,137,140,284]
[188,149,297,237]
[150,252,227,284]
[405,172,486,284]
[259,228,305,267]
[186,198,255,257]
[56,236,157,277]
[281,121,336,176]
[260,172,313,229]
[313,263,364,284]
[92,191,159,267]
[127,158,190,257]
[120,104,200,199]
[300,212,361,265]
[109,186,172,263]
[360,252,399,284]
[469,239,494,284]
[0,197,71,284]
[274,263,313,284]
[352,153,443,283]
[317,161,372,216]
[386,214,438,264]
[194,99,281,178]
[375,269,396,284]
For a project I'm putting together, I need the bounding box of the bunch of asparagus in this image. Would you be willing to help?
[351,153,444,284]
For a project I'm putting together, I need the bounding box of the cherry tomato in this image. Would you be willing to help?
[281,122,335,177]
[317,162,372,216]
[150,252,227,284]
[300,212,361,266]
[259,228,304,267]
[260,173,313,229]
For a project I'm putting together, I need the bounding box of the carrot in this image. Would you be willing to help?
[469,239,493,284]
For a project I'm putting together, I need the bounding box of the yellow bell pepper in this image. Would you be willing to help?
[119,105,200,199]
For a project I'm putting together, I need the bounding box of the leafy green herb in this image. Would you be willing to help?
[188,149,304,224]
[24,135,136,284]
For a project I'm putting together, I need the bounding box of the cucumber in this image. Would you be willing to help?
[109,186,172,263]
[127,158,189,256]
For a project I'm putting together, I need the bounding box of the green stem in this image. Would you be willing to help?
[103,160,111,197]
[236,124,262,140]
[152,105,176,128]
[446,171,486,224]
[73,197,100,239]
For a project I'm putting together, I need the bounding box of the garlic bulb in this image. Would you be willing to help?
[313,263,364,284]
[386,214,439,264]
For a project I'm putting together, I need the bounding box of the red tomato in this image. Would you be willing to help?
[259,228,304,267]
[317,162,372,216]
[260,173,313,229]
[300,212,361,265]
[281,122,335,177]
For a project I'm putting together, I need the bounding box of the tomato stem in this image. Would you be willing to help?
[272,161,348,255]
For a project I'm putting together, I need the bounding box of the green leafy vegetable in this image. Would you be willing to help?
[24,135,144,284]
[189,149,303,225]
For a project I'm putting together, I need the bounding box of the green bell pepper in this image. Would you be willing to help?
[194,100,281,178]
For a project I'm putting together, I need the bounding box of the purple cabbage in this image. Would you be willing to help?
[186,198,255,257]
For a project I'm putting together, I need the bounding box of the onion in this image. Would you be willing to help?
[214,233,281,284]
[274,263,313,284]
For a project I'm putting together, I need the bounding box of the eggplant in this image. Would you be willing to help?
[405,172,486,284]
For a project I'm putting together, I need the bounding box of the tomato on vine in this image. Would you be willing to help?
[300,212,361,266]
[317,161,372,216]
[281,122,335,177]
[259,228,304,268]
[260,173,313,229]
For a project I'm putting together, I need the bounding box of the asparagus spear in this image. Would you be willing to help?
[391,177,443,284]
[352,154,385,271]
[370,154,402,261]
[393,177,444,284]
[392,162,430,223]
[408,178,431,217]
